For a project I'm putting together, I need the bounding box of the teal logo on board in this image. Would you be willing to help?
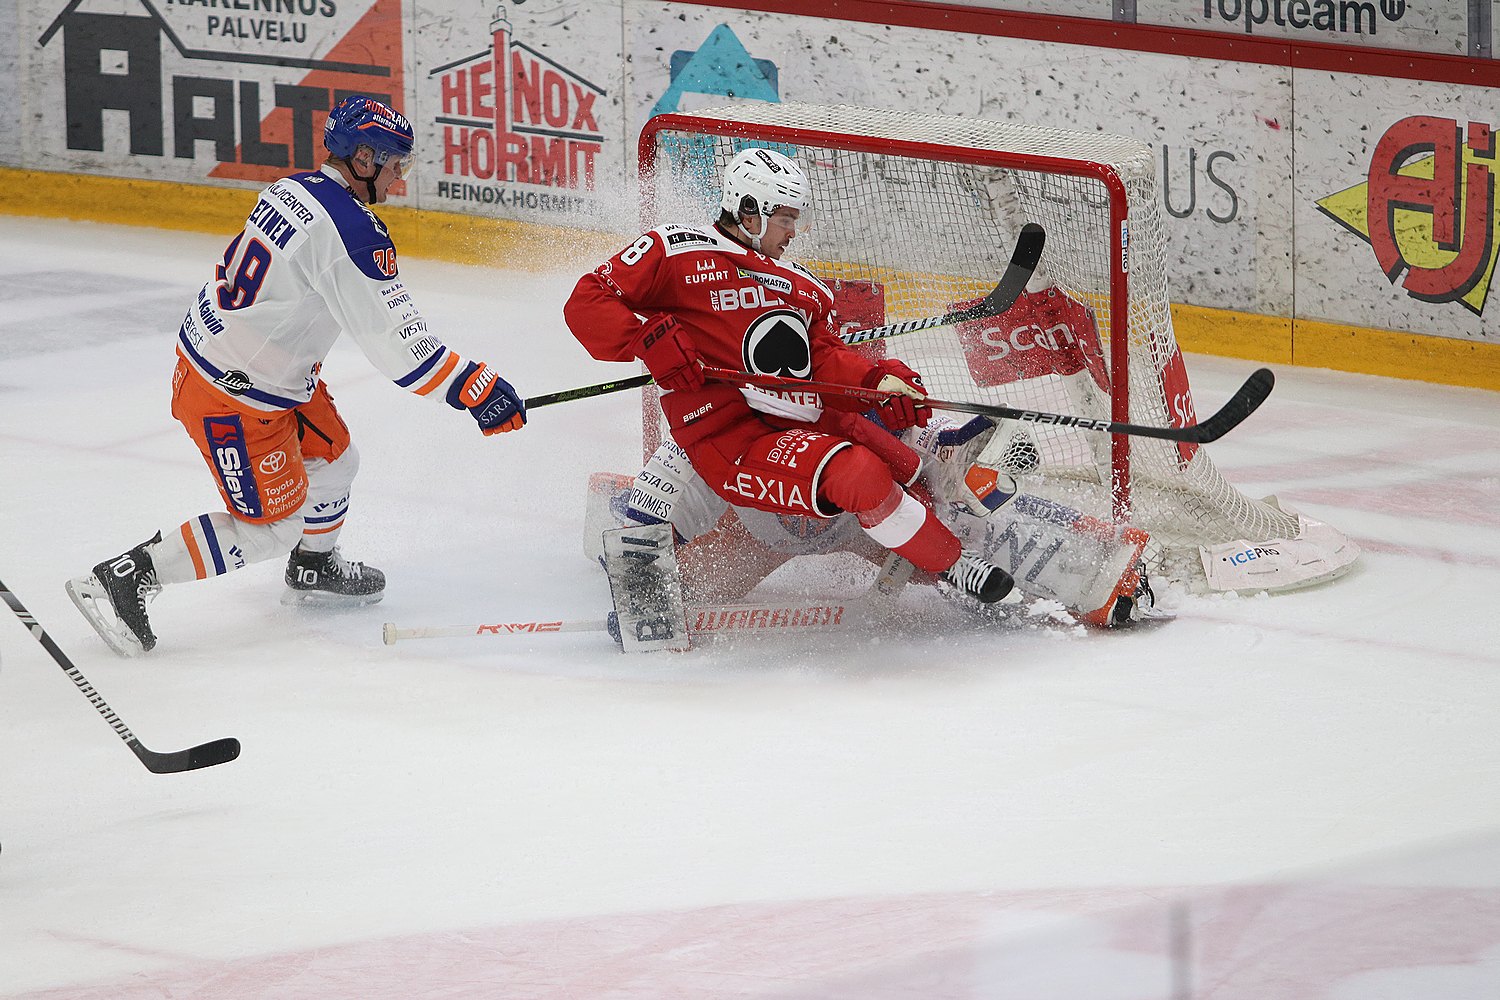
[649,25,791,212]
[650,24,780,117]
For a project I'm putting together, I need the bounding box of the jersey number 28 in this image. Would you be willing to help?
[215,232,272,311]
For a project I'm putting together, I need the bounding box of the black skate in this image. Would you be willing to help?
[65,532,163,657]
[941,550,1014,604]
[282,544,385,606]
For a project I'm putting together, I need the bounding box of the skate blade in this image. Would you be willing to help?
[280,588,384,608]
[1119,607,1177,628]
[64,575,144,658]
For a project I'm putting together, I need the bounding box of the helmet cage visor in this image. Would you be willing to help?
[386,150,417,181]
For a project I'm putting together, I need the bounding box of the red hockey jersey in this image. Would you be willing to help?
[565,223,879,443]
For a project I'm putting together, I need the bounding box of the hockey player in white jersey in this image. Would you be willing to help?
[67,95,528,657]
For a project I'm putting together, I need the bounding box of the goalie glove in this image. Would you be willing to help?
[450,361,526,434]
[908,414,1019,518]
[864,358,930,430]
[636,314,704,392]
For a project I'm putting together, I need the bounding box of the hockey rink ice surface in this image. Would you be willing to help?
[1,216,1498,998]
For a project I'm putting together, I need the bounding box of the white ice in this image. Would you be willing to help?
[1,216,1498,999]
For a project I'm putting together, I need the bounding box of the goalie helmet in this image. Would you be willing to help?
[323,95,416,179]
[721,147,809,221]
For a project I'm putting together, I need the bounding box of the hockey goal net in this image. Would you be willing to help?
[637,102,1357,593]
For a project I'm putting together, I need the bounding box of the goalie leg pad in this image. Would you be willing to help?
[602,523,690,652]
[626,439,729,541]
[953,494,1149,627]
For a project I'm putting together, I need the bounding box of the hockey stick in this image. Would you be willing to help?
[840,222,1044,345]
[382,599,858,645]
[525,371,653,409]
[385,554,916,646]
[0,579,241,774]
[707,366,1276,445]
[522,224,1046,411]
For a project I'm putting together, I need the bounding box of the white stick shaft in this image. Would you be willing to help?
[382,619,601,644]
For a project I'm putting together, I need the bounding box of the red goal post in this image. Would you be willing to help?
[636,102,1358,593]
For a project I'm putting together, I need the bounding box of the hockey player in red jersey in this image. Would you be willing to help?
[564,147,1013,606]
[66,95,528,657]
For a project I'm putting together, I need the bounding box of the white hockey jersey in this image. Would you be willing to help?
[176,164,461,411]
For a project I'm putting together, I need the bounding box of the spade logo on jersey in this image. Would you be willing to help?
[743,310,811,379]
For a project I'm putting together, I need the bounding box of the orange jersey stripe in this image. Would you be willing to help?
[414,353,461,396]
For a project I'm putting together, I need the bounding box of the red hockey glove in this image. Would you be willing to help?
[864,358,930,430]
[451,361,526,434]
[636,314,704,392]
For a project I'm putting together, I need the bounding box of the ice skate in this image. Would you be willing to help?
[282,544,385,606]
[940,550,1014,604]
[65,533,163,657]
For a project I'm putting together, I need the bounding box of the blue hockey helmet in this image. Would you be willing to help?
[323,96,416,179]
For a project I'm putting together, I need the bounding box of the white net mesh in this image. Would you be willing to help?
[641,102,1326,587]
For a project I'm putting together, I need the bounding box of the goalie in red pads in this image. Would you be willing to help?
[564,147,1013,605]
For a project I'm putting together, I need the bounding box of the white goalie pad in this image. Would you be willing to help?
[585,471,637,564]
[948,494,1150,627]
[601,523,690,653]
[583,442,730,566]
[1198,498,1361,593]
[626,438,729,541]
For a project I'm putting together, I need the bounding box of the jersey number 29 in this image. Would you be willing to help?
[216,232,272,311]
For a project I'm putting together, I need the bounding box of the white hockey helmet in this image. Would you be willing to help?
[720,147,809,221]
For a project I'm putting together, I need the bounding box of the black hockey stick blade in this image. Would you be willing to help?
[840,222,1045,346]
[963,221,1046,322]
[920,367,1276,443]
[0,579,241,774]
[1180,366,1276,443]
[132,735,242,774]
